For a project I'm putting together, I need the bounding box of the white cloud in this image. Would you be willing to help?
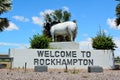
[0,42,20,46]
[113,38,120,56]
[103,29,108,33]
[32,7,69,27]
[32,16,44,26]
[79,38,93,50]
[5,22,19,31]
[0,42,29,48]
[63,6,69,11]
[40,9,54,17]
[32,9,54,27]
[114,38,120,48]
[82,33,88,37]
[107,18,120,30]
[12,15,29,22]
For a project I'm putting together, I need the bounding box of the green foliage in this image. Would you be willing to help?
[52,9,71,22]
[0,0,12,32]
[92,30,116,50]
[82,75,89,78]
[44,9,71,23]
[0,0,12,14]
[30,34,51,49]
[116,3,120,17]
[115,2,120,26]
[71,68,79,74]
[115,17,120,26]
[0,18,9,31]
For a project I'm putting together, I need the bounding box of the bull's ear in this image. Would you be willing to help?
[73,20,77,23]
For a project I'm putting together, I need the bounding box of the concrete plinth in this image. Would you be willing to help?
[49,42,79,49]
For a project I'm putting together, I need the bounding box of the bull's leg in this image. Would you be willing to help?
[51,33,55,42]
[70,33,73,41]
[52,35,55,42]
[63,35,66,41]
[68,29,73,41]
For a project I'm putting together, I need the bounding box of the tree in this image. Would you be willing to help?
[43,9,71,41]
[115,0,120,26]
[30,34,51,49]
[52,9,71,23]
[0,0,12,32]
[92,29,116,50]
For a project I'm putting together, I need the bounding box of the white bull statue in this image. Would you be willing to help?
[50,21,77,42]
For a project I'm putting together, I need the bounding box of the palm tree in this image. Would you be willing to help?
[115,0,120,26]
[0,18,9,31]
[0,0,12,32]
[53,9,71,23]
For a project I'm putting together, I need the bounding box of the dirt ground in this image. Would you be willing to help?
[0,69,120,80]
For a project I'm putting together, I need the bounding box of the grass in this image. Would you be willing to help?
[82,75,89,78]
[71,68,79,74]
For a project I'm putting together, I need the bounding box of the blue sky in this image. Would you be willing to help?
[0,0,120,56]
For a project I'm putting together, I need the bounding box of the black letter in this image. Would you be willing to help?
[45,51,50,57]
[51,59,56,65]
[88,59,93,65]
[40,59,44,65]
[81,51,86,57]
[66,59,73,65]
[37,51,44,57]
[86,51,91,57]
[66,51,71,57]
[34,59,39,65]
[61,51,65,57]
[72,51,77,57]
[78,59,83,65]
[56,59,61,65]
[46,59,50,65]
[50,51,54,57]
[83,59,88,65]
[55,51,60,57]
[73,59,78,65]
[62,59,66,65]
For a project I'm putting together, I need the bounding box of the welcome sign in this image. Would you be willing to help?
[34,50,93,66]
[9,49,114,69]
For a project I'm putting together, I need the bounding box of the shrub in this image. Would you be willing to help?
[30,34,51,49]
[92,30,116,50]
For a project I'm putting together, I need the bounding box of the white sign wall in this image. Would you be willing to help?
[9,49,114,69]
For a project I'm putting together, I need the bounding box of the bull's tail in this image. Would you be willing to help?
[73,22,78,41]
